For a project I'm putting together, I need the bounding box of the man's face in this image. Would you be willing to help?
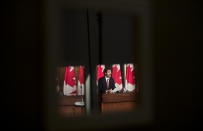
[106,70,112,78]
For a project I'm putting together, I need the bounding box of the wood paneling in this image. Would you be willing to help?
[56,67,66,93]
[58,96,84,105]
[101,102,136,113]
[58,106,85,117]
[57,96,85,117]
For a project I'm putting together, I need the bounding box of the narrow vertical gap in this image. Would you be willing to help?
[86,9,92,74]
[87,10,104,114]
[87,9,100,113]
[86,9,93,113]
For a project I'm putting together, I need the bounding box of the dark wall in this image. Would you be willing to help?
[153,1,201,130]
[102,13,136,64]
[3,0,43,130]
[3,0,201,130]
[59,10,89,65]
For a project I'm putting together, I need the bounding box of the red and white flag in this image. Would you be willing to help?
[63,66,77,96]
[96,65,105,85]
[77,66,85,95]
[125,64,136,92]
[112,64,123,92]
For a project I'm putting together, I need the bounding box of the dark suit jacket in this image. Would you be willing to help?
[98,76,116,93]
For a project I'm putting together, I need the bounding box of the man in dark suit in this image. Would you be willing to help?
[98,67,116,94]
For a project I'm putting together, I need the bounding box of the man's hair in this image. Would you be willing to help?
[103,67,112,75]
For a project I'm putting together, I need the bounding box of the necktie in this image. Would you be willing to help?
[107,79,109,89]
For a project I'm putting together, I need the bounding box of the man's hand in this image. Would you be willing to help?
[107,89,113,94]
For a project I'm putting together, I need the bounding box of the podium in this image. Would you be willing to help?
[100,93,136,113]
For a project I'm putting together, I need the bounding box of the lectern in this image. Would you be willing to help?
[100,93,136,113]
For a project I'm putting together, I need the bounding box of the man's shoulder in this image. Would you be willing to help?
[99,76,105,81]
